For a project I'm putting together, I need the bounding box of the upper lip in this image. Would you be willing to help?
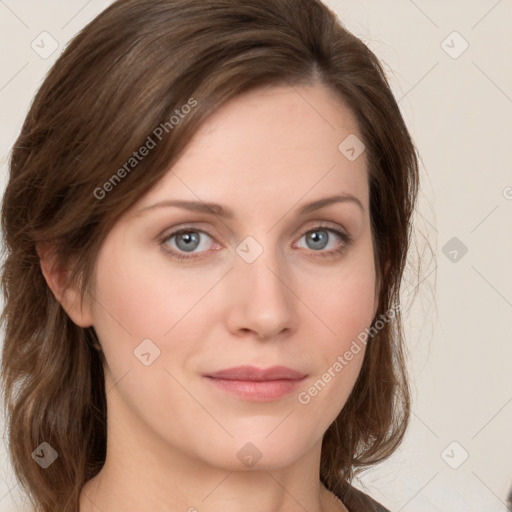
[204,365,307,381]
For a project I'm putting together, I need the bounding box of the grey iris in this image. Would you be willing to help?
[176,232,200,252]
[306,230,328,250]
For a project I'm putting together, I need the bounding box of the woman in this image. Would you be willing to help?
[0,1,419,511]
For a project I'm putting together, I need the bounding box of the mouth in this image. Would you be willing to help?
[202,365,308,402]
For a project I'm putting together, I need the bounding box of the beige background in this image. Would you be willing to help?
[1,1,511,511]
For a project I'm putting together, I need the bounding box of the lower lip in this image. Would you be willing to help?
[203,376,306,401]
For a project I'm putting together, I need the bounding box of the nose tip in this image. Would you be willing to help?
[226,244,294,340]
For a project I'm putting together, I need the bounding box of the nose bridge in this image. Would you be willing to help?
[237,231,287,283]
[228,233,294,338]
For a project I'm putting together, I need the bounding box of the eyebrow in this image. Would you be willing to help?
[137,193,364,218]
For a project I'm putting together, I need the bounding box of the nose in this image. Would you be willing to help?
[224,242,295,341]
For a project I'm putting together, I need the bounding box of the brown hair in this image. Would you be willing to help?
[0,0,419,510]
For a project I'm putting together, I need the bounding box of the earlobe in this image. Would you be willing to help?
[37,242,94,328]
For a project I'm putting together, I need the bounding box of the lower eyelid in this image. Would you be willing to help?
[161,226,350,259]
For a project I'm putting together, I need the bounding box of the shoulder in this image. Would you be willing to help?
[337,482,391,512]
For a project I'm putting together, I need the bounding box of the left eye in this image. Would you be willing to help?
[160,226,351,261]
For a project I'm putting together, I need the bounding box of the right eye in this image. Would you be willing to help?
[160,228,218,261]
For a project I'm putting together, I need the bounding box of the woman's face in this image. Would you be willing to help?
[83,83,378,471]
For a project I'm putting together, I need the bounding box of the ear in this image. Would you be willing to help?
[37,242,94,328]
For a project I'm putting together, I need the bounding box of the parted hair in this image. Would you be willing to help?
[0,0,419,510]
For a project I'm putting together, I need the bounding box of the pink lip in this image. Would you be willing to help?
[204,365,307,381]
[203,365,308,402]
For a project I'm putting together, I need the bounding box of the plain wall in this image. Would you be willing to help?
[0,1,511,511]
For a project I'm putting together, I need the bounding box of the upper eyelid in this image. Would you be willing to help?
[161,222,350,246]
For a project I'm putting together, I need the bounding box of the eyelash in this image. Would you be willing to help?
[158,223,353,262]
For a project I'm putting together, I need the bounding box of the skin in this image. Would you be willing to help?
[41,82,380,512]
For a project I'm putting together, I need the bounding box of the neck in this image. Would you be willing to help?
[78,372,348,512]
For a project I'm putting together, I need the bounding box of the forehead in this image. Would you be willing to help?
[129,83,368,219]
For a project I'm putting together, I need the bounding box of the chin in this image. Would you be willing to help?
[199,428,315,472]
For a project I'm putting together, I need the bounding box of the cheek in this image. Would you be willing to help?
[88,244,207,429]
[306,243,377,352]
[91,242,207,341]
[294,244,376,409]
[89,240,223,393]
